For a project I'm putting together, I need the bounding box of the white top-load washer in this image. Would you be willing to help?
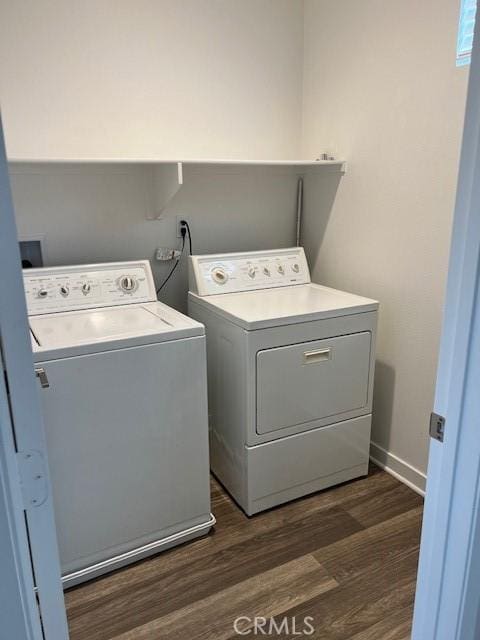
[24,260,214,587]
[188,247,379,515]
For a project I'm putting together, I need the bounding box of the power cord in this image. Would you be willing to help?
[181,219,193,255]
[155,220,193,295]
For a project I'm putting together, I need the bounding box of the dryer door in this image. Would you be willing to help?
[256,332,372,435]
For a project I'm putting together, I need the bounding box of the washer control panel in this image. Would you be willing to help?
[24,260,156,315]
[189,248,310,296]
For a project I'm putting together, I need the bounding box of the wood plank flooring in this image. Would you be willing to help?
[65,465,423,639]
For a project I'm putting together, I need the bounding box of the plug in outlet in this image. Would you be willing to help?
[176,216,188,239]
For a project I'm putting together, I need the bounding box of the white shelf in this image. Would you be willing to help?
[8,157,345,168]
[8,157,346,220]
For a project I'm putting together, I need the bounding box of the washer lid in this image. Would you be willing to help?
[189,283,379,330]
[30,302,203,353]
[30,306,173,349]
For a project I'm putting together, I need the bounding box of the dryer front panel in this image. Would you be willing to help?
[256,331,372,435]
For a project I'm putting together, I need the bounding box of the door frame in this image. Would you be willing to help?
[0,113,69,639]
[412,12,480,640]
[0,346,43,640]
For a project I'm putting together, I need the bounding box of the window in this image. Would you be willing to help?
[457,0,477,66]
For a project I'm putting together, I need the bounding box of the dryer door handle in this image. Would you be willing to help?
[303,348,331,364]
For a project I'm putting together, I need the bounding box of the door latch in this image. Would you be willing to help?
[430,412,445,443]
[35,367,49,388]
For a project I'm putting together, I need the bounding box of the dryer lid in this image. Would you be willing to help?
[189,283,379,330]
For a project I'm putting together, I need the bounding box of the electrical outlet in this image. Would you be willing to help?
[176,216,188,239]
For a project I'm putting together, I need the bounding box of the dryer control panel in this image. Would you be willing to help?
[189,248,311,296]
[24,260,156,315]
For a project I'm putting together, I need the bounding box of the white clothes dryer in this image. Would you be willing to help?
[188,248,378,515]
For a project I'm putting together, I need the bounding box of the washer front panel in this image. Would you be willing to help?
[189,247,310,296]
[24,260,156,315]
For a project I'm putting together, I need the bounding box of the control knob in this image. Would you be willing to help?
[59,285,70,297]
[37,288,48,299]
[120,275,137,292]
[277,264,285,275]
[292,263,300,273]
[211,267,228,285]
[247,266,256,279]
[82,283,91,295]
[263,267,271,276]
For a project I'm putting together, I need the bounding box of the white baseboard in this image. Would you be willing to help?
[370,441,426,497]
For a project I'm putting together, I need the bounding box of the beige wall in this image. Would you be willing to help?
[302,0,469,487]
[0,0,303,160]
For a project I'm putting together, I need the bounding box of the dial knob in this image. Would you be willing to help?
[292,263,300,273]
[247,266,256,279]
[277,264,285,275]
[37,288,48,299]
[82,283,91,295]
[120,275,136,292]
[211,267,228,285]
[263,267,271,276]
[59,285,70,297]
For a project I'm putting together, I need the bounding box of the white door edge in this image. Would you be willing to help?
[412,14,480,640]
[0,113,69,639]
[0,346,42,640]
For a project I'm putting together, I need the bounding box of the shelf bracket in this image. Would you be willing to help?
[147,162,183,220]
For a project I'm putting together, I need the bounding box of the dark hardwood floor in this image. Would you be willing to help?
[65,465,423,639]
